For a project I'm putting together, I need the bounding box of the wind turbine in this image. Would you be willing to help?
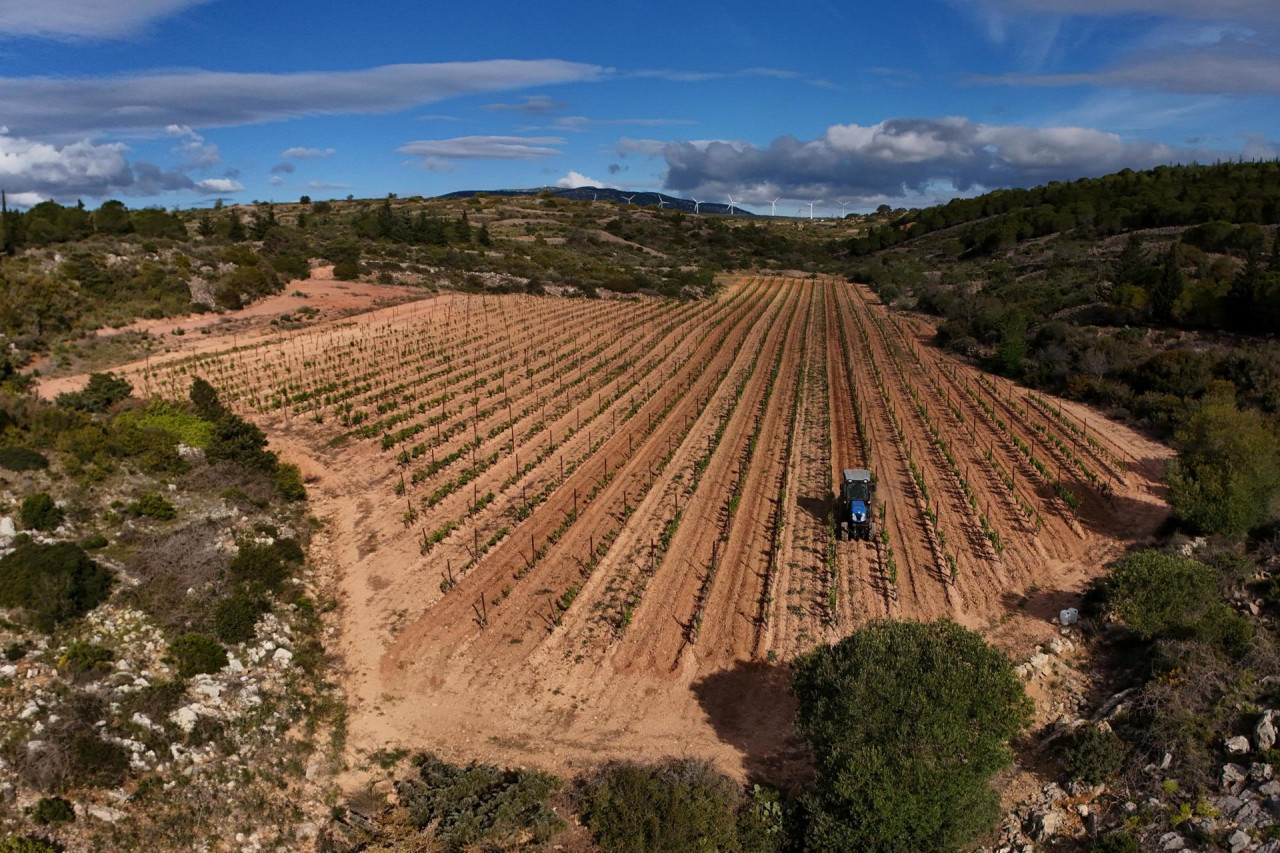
[654,194,670,209]
[806,199,822,220]
[726,194,737,216]
[769,197,780,217]
[621,194,636,206]
[837,200,850,218]
[691,198,702,214]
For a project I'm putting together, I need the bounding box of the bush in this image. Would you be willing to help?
[189,377,226,421]
[213,587,268,644]
[1057,724,1126,784]
[275,463,306,501]
[0,447,48,472]
[395,752,564,850]
[206,414,277,472]
[56,641,114,680]
[1088,834,1140,853]
[0,838,59,853]
[55,372,132,413]
[1104,551,1254,656]
[127,492,177,520]
[332,260,360,280]
[167,633,227,677]
[791,620,1032,853]
[19,493,63,532]
[80,533,108,550]
[577,759,748,853]
[28,796,74,825]
[228,542,289,590]
[0,542,114,631]
[1166,395,1280,537]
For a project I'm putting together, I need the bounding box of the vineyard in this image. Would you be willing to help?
[114,275,1170,774]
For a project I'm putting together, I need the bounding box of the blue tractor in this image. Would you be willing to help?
[838,468,876,541]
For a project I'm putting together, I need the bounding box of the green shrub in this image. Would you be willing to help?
[791,620,1032,853]
[119,402,213,448]
[396,752,563,850]
[332,260,360,280]
[127,492,177,520]
[1104,550,1254,656]
[0,447,48,472]
[167,633,227,677]
[275,463,306,501]
[1057,725,1126,784]
[1088,832,1140,853]
[19,493,63,532]
[189,377,226,421]
[67,732,131,787]
[577,759,745,853]
[55,372,132,413]
[0,542,114,631]
[28,796,75,825]
[228,543,289,590]
[213,588,268,644]
[0,837,60,853]
[56,641,114,679]
[206,414,277,472]
[80,533,108,550]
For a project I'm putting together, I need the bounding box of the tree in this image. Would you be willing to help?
[791,620,1031,852]
[225,210,246,241]
[190,376,226,420]
[1150,244,1184,323]
[0,542,114,631]
[1166,388,1280,536]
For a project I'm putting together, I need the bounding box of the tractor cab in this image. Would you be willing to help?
[839,468,876,541]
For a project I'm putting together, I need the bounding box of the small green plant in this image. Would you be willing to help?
[1057,724,1126,784]
[19,492,63,532]
[127,492,177,520]
[213,588,268,644]
[0,541,113,631]
[57,641,114,679]
[0,447,49,472]
[167,632,228,677]
[0,837,60,853]
[28,796,75,825]
[276,463,307,501]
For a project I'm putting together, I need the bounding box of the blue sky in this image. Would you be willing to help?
[1,0,1278,214]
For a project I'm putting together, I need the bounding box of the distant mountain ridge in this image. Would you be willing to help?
[438,186,758,217]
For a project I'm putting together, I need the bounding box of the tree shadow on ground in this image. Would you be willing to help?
[691,660,814,793]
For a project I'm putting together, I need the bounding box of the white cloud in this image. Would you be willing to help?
[0,131,133,197]
[482,94,567,115]
[267,176,285,186]
[616,137,672,157]
[398,135,566,162]
[975,50,1280,95]
[4,191,48,208]
[307,180,351,189]
[282,146,335,159]
[556,171,606,188]
[165,124,220,167]
[0,0,211,40]
[656,116,1237,208]
[195,177,243,193]
[0,60,608,136]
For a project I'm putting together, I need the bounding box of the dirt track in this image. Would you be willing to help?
[58,276,1172,783]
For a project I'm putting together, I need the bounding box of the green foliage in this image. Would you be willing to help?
[228,541,293,590]
[0,541,113,631]
[213,587,268,644]
[189,377,226,421]
[28,796,75,825]
[275,462,306,501]
[0,447,48,472]
[120,401,214,448]
[0,837,60,853]
[1103,551,1253,657]
[55,372,132,413]
[577,759,775,853]
[1056,724,1127,784]
[56,641,114,679]
[395,752,564,851]
[167,632,227,677]
[127,492,177,520]
[206,414,277,472]
[790,620,1032,853]
[19,493,63,531]
[1166,393,1280,537]
[1088,833,1140,853]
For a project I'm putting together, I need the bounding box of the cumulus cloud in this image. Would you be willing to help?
[282,146,335,159]
[655,117,1229,208]
[195,177,243,193]
[0,128,241,200]
[398,135,566,163]
[555,171,607,188]
[165,124,220,168]
[0,60,607,136]
[0,0,211,40]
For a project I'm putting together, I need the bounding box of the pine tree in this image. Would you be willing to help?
[1150,244,1184,323]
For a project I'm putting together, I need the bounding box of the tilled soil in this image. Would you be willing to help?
[59,276,1171,784]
